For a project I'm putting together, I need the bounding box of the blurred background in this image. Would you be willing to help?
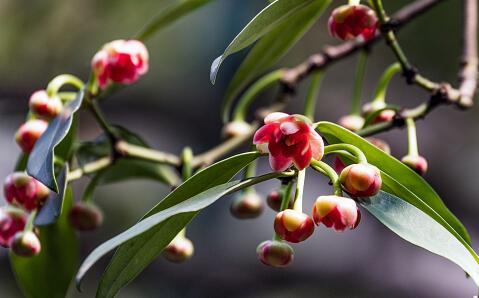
[0,0,477,297]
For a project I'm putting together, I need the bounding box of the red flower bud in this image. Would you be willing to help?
[362,102,395,124]
[162,236,194,263]
[28,90,62,120]
[253,112,324,171]
[15,119,48,154]
[401,155,428,176]
[256,240,294,268]
[333,156,346,174]
[366,137,391,154]
[4,172,50,211]
[338,115,365,132]
[0,207,27,248]
[92,39,149,89]
[230,192,263,219]
[266,190,293,212]
[312,195,360,231]
[68,202,103,231]
[221,121,252,139]
[274,209,314,243]
[10,231,41,257]
[328,4,378,42]
[340,163,382,197]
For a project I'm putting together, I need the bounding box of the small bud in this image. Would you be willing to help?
[162,236,194,263]
[256,240,294,268]
[340,163,382,197]
[29,90,62,120]
[0,207,27,248]
[266,190,293,212]
[328,4,378,42]
[366,137,391,154]
[230,192,263,219]
[4,172,50,211]
[15,119,48,154]
[274,209,314,243]
[10,231,41,257]
[312,195,360,231]
[333,156,346,174]
[362,102,395,124]
[338,115,365,132]
[221,121,252,139]
[92,39,149,89]
[68,202,103,231]
[401,155,428,176]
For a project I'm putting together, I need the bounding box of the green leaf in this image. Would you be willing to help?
[316,121,472,245]
[85,152,260,297]
[221,0,331,122]
[136,0,214,41]
[27,90,84,192]
[361,191,479,286]
[210,0,316,84]
[10,187,79,298]
[34,165,68,226]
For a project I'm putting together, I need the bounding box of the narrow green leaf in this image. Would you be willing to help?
[316,121,471,245]
[361,191,479,286]
[91,152,260,297]
[221,0,331,122]
[210,0,316,84]
[136,0,214,41]
[10,187,79,298]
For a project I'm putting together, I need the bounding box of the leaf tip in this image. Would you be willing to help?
[210,56,223,84]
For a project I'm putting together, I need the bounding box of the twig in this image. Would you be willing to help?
[67,157,112,182]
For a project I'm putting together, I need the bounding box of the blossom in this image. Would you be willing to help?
[328,4,378,42]
[312,196,361,232]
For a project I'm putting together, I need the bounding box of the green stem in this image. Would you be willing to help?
[46,74,84,97]
[310,160,342,196]
[24,210,38,232]
[242,156,258,194]
[232,70,284,122]
[115,141,181,166]
[324,144,367,163]
[280,180,294,212]
[351,51,368,115]
[293,169,305,211]
[405,118,419,157]
[88,100,117,140]
[181,147,194,181]
[304,71,323,120]
[372,63,401,103]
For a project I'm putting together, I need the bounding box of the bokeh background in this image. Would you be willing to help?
[0,0,477,297]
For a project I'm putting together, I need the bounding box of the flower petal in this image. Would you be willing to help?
[280,121,300,135]
[253,123,278,144]
[264,112,290,124]
[293,146,313,170]
[269,154,292,172]
[309,130,324,160]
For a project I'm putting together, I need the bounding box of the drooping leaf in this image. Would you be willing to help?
[34,165,68,226]
[89,152,260,297]
[361,191,479,286]
[10,187,79,298]
[316,121,471,245]
[27,90,85,192]
[221,0,331,122]
[210,0,316,84]
[136,0,214,41]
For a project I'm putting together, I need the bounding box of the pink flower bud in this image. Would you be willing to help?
[256,240,294,268]
[401,155,428,176]
[338,115,365,132]
[4,172,50,211]
[312,195,361,231]
[68,202,103,231]
[162,236,194,263]
[333,156,346,174]
[15,119,48,154]
[230,192,263,219]
[29,90,62,120]
[0,207,27,248]
[274,209,314,243]
[253,112,324,171]
[92,39,149,89]
[221,121,252,139]
[366,137,391,154]
[328,4,378,42]
[340,163,382,197]
[266,190,293,212]
[362,102,395,124]
[10,231,41,257]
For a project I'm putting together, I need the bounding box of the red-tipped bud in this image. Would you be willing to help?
[4,172,50,211]
[328,4,378,42]
[162,236,194,263]
[266,190,293,212]
[362,101,395,124]
[68,202,103,231]
[340,163,382,197]
[312,195,361,231]
[230,192,263,219]
[221,121,252,139]
[256,240,294,268]
[366,137,391,154]
[15,119,48,154]
[338,115,365,132]
[401,155,428,176]
[0,207,27,248]
[274,209,314,243]
[29,90,62,120]
[10,231,41,257]
[92,39,149,89]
